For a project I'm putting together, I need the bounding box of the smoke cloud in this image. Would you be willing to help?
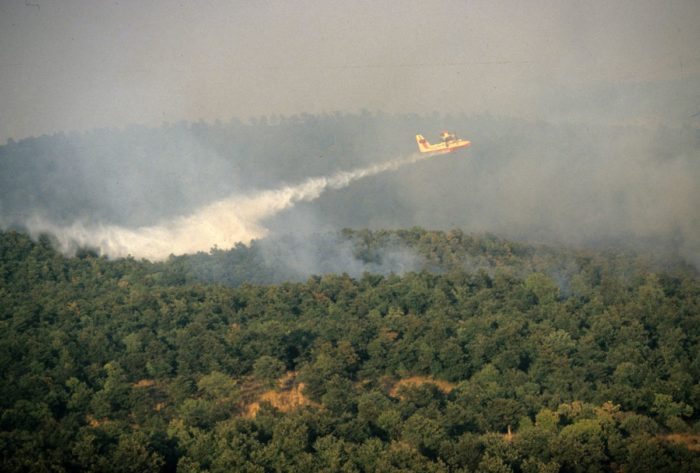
[24,152,432,260]
[256,232,425,281]
[0,1,698,272]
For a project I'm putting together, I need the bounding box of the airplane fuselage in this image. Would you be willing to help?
[416,134,471,154]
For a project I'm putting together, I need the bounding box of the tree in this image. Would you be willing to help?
[110,433,164,473]
[652,394,693,423]
[553,419,606,472]
[90,362,131,419]
[253,356,286,387]
[402,413,447,458]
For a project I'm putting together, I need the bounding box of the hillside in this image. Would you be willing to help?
[1,229,699,471]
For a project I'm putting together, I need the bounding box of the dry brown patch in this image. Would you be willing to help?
[661,434,700,452]
[86,415,110,428]
[389,376,456,398]
[378,327,399,342]
[132,379,156,388]
[67,301,80,315]
[244,372,315,418]
[504,425,514,442]
[276,371,298,390]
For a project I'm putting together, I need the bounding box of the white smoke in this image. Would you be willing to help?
[26,152,432,260]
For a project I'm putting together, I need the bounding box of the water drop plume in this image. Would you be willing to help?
[27,152,432,260]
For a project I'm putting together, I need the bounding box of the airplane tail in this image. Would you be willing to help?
[416,134,431,151]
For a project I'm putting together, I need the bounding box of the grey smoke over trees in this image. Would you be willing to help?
[0,112,698,267]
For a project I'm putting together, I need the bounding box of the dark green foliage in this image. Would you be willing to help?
[1,229,699,471]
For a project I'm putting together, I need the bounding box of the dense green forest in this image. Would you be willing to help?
[2,228,699,472]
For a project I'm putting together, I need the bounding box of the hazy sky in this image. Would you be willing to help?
[1,0,699,142]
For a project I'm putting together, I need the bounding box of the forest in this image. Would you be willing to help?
[4,0,700,470]
[1,228,699,472]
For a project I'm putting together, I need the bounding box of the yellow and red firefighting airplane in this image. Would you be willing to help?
[416,131,471,154]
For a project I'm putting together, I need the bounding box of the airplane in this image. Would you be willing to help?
[416,131,471,154]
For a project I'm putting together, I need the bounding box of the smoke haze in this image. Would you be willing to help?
[22,152,431,259]
[2,1,699,142]
[256,232,425,282]
[0,1,699,270]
